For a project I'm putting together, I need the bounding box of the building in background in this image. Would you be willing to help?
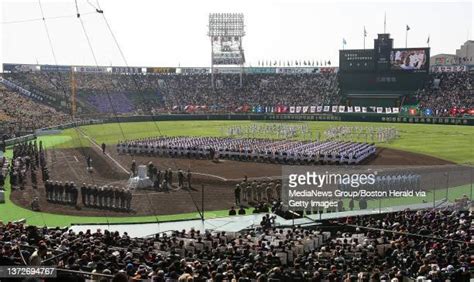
[430,54,458,66]
[455,40,474,64]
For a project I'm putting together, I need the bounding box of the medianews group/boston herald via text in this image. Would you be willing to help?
[288,189,425,198]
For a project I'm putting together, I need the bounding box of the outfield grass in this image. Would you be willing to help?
[1,120,473,227]
[54,120,474,164]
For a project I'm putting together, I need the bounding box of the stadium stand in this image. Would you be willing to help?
[2,72,340,115]
[0,206,471,281]
[2,70,474,120]
[0,84,71,138]
[416,72,474,116]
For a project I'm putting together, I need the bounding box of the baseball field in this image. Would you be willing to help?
[1,120,473,227]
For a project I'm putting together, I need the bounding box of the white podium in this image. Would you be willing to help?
[127,165,153,190]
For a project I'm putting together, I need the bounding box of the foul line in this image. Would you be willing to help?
[76,128,130,175]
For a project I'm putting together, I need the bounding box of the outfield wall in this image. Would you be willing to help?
[106,113,474,126]
[4,114,473,146]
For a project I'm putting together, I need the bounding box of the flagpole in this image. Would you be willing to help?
[363,27,365,50]
[384,12,386,33]
[405,28,408,48]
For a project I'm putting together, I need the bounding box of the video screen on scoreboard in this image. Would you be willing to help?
[390,49,428,71]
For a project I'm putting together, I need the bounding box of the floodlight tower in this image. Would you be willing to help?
[208,13,246,88]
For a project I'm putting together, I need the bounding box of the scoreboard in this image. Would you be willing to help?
[339,34,429,94]
[339,50,375,72]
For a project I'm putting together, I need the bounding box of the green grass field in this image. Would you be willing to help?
[1,120,473,227]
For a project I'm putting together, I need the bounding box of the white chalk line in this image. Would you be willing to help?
[76,128,130,175]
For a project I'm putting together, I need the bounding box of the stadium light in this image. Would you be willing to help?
[208,13,246,88]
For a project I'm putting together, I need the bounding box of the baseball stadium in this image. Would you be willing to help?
[0,1,473,281]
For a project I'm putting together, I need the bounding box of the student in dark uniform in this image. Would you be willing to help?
[81,184,87,206]
[177,169,184,188]
[120,189,126,210]
[131,160,137,177]
[228,206,236,216]
[234,184,241,205]
[97,187,104,209]
[187,169,192,189]
[125,190,132,211]
[71,183,78,206]
[91,185,98,207]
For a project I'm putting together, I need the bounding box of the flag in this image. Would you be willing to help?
[364,26,367,37]
[406,25,410,31]
[427,36,430,44]
[343,38,347,45]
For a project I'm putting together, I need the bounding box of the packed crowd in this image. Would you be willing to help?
[0,85,71,138]
[3,72,341,114]
[416,72,474,116]
[117,136,376,165]
[0,205,471,281]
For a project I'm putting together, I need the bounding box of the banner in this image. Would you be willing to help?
[319,67,338,73]
[212,67,241,74]
[247,67,276,74]
[338,106,345,112]
[430,65,467,73]
[400,105,420,116]
[75,66,108,73]
[40,65,71,72]
[147,67,176,74]
[112,67,142,74]
[180,68,210,74]
[3,64,38,73]
[276,67,320,74]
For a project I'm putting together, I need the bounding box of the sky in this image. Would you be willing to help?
[1,0,473,70]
